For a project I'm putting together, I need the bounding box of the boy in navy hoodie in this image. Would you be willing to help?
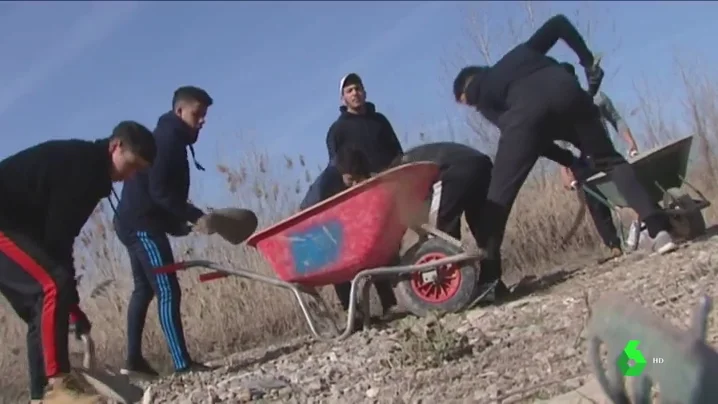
[114,86,216,377]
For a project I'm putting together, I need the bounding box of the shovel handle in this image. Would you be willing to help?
[80,333,96,370]
[199,271,229,282]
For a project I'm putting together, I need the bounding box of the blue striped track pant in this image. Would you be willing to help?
[122,231,190,370]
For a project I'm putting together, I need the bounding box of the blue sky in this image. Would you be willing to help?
[1,1,717,207]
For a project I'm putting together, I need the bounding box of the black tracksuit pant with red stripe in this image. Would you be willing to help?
[0,230,75,399]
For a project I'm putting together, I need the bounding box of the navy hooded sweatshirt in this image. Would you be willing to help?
[325,102,403,174]
[115,112,204,236]
[0,139,114,276]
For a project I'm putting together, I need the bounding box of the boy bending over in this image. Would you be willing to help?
[0,122,155,404]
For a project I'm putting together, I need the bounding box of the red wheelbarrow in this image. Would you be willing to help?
[157,162,485,340]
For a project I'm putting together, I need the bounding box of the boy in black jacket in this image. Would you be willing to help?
[326,73,404,174]
[303,73,405,214]
[452,14,676,301]
[0,122,155,404]
[114,86,216,377]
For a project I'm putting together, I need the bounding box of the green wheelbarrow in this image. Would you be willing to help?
[582,135,711,245]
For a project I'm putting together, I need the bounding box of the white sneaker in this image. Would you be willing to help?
[650,230,678,254]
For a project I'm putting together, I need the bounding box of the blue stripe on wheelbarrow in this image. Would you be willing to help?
[288,220,344,275]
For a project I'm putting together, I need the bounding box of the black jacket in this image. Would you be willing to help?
[400,142,491,172]
[0,139,114,273]
[115,112,203,236]
[325,102,403,173]
[465,14,595,126]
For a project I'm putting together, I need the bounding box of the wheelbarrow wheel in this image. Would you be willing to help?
[662,187,706,241]
[393,237,478,317]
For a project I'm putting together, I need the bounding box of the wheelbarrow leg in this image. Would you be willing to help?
[360,278,373,330]
[162,260,344,341]
[299,287,339,338]
[286,284,341,340]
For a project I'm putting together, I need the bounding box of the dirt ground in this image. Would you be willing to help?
[125,230,718,404]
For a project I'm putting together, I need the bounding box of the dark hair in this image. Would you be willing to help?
[335,146,371,178]
[172,86,213,108]
[388,154,406,169]
[560,62,576,77]
[453,65,486,101]
[110,121,157,164]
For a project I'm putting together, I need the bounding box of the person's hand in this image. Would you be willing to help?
[584,64,604,97]
[194,214,216,235]
[563,175,578,191]
[561,167,577,191]
[69,305,91,340]
[628,146,639,158]
[167,223,192,237]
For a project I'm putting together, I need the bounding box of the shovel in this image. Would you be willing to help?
[71,329,146,404]
[195,207,258,245]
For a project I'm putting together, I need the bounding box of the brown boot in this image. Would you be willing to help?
[596,247,623,264]
[42,373,102,404]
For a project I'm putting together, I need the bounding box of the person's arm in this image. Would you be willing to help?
[148,136,204,224]
[541,143,577,168]
[326,123,342,164]
[596,92,638,155]
[524,14,595,67]
[378,114,404,158]
[43,164,102,292]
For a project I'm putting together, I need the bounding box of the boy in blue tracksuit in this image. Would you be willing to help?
[114,86,216,377]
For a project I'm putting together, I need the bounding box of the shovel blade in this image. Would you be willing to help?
[78,367,146,404]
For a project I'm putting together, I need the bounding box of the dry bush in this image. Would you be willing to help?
[2,4,718,403]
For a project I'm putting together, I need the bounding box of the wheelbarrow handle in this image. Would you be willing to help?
[153,263,186,275]
[198,271,229,282]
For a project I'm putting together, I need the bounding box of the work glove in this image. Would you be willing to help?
[584,64,604,97]
[69,305,92,340]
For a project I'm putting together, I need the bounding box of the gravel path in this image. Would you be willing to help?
[134,233,718,404]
